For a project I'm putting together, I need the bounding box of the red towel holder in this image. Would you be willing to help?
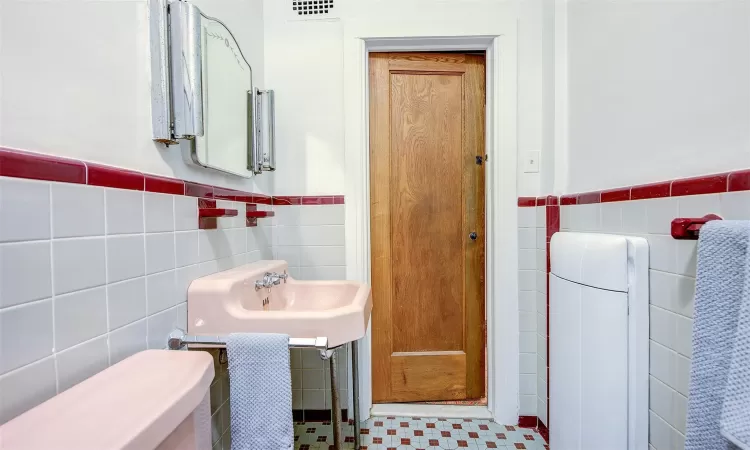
[671,214,722,240]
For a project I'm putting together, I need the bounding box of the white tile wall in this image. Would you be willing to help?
[0,241,52,307]
[536,206,549,425]
[0,177,274,423]
[517,205,539,417]
[0,178,51,242]
[51,183,105,238]
[105,188,144,235]
[272,204,349,411]
[561,191,738,450]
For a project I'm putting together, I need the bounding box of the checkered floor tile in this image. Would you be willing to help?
[294,416,548,449]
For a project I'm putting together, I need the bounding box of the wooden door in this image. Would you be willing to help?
[369,53,486,403]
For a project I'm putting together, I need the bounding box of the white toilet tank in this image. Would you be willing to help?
[550,232,649,450]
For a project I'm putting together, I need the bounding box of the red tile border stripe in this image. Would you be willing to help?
[301,196,336,205]
[560,194,577,205]
[728,170,750,192]
[213,186,238,201]
[630,181,671,200]
[577,191,601,204]
[252,194,273,205]
[0,146,343,205]
[0,147,86,184]
[273,196,301,205]
[600,187,630,203]
[145,174,184,195]
[527,169,750,206]
[272,195,345,206]
[185,181,214,198]
[88,163,144,191]
[517,197,536,207]
[517,196,559,208]
[671,173,728,197]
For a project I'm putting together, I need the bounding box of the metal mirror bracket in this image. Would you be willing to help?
[263,89,276,171]
[251,88,263,174]
[254,89,276,173]
[149,0,176,144]
[247,90,259,174]
[169,1,204,139]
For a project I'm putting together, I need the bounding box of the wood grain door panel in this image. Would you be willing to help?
[370,53,486,403]
[391,354,467,402]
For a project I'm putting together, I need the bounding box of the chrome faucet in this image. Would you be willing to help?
[254,271,289,291]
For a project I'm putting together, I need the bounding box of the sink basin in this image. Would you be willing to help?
[187,260,372,347]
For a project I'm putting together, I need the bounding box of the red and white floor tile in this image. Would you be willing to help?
[294,416,548,449]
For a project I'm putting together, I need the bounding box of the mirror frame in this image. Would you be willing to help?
[149,0,264,178]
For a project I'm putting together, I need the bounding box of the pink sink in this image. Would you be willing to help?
[187,261,372,347]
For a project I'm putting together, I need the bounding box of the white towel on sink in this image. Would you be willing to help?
[226,333,293,450]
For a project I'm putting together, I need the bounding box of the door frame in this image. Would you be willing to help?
[343,24,519,424]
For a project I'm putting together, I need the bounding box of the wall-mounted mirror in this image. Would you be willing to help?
[150,0,274,178]
[191,10,254,177]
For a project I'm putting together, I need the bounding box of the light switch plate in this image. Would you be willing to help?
[523,151,540,173]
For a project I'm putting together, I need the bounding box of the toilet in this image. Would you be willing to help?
[0,350,214,450]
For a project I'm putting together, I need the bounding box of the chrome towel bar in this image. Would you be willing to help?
[167,329,329,351]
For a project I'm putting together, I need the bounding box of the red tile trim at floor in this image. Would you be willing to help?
[517,168,750,207]
[517,416,537,428]
[537,420,549,444]
[0,146,343,205]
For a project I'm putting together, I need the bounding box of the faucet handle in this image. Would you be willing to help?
[270,271,288,285]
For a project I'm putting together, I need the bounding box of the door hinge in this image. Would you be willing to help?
[483,321,487,343]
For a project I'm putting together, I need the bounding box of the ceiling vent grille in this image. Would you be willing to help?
[292,0,334,16]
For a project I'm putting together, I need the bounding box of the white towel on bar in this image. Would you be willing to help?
[721,224,750,450]
[685,220,749,450]
[226,333,294,450]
